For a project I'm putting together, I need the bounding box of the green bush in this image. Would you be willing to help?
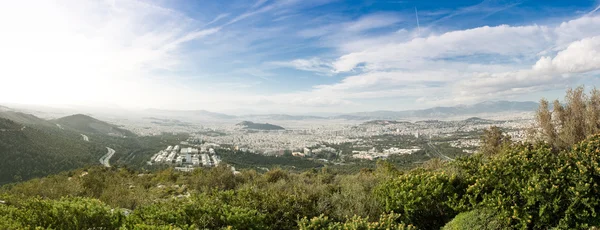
[454,134,600,229]
[374,171,466,229]
[0,204,23,229]
[442,209,507,230]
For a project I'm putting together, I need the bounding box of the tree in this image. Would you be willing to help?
[535,99,557,144]
[479,126,511,156]
[532,86,600,149]
[560,86,587,146]
[586,88,600,135]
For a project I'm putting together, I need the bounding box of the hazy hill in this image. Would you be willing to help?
[241,114,325,121]
[462,117,497,124]
[54,114,134,137]
[236,121,285,130]
[361,120,412,125]
[144,109,236,120]
[0,118,105,184]
[0,110,55,127]
[346,101,538,120]
[138,101,539,122]
[361,117,501,127]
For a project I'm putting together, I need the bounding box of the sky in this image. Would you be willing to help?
[0,0,600,114]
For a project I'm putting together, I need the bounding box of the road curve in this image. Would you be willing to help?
[100,147,115,167]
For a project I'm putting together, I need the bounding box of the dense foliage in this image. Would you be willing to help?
[453,135,600,229]
[375,171,465,229]
[442,209,507,230]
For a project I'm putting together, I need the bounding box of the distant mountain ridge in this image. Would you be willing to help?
[361,117,501,126]
[145,109,236,120]
[343,101,539,120]
[134,101,540,121]
[0,110,56,127]
[2,100,539,122]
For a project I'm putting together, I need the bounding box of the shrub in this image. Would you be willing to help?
[455,135,600,229]
[11,196,124,229]
[442,209,508,230]
[298,212,416,230]
[374,171,466,229]
[124,193,266,229]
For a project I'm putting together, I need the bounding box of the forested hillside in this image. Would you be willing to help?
[0,107,188,185]
[0,118,105,184]
[54,114,135,137]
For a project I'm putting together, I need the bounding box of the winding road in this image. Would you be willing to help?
[100,147,115,167]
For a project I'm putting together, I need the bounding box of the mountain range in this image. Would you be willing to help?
[143,101,539,121]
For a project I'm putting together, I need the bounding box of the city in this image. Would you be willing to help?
[124,111,535,164]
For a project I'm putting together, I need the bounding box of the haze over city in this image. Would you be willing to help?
[0,0,599,114]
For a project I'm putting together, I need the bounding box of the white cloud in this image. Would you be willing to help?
[332,16,600,73]
[458,36,600,94]
[333,24,553,72]
[264,16,600,111]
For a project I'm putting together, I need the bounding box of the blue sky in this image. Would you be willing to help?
[0,0,599,114]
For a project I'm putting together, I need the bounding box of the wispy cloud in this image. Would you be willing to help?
[428,0,522,27]
[270,58,334,75]
[588,4,600,15]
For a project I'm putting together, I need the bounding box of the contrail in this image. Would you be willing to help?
[588,4,600,15]
[415,7,421,36]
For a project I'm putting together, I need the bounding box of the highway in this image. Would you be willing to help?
[427,141,454,161]
[100,147,115,167]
